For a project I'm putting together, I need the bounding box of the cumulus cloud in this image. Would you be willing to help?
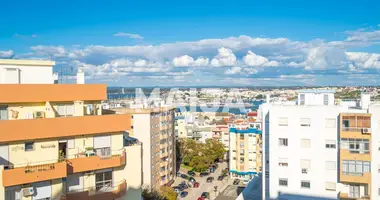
[243,51,279,67]
[172,55,194,67]
[30,45,67,58]
[225,67,242,74]
[0,50,14,58]
[346,52,380,68]
[113,32,144,39]
[211,47,237,67]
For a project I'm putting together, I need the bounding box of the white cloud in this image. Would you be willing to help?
[166,70,194,76]
[0,50,14,58]
[172,55,194,67]
[30,45,66,58]
[193,57,209,67]
[279,74,315,79]
[346,30,380,42]
[346,52,380,68]
[225,67,242,74]
[113,32,144,39]
[211,47,236,67]
[243,50,279,67]
[244,68,259,75]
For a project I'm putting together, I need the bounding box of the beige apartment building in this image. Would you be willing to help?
[0,59,142,200]
[113,107,177,189]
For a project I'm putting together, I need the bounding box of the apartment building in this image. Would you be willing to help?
[0,59,141,200]
[113,107,176,189]
[260,90,376,200]
[229,127,262,181]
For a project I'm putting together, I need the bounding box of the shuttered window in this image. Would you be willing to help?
[300,159,311,169]
[325,182,336,191]
[300,139,311,148]
[300,118,311,127]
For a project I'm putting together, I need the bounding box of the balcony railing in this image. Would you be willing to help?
[67,148,126,173]
[62,180,126,200]
[2,160,67,187]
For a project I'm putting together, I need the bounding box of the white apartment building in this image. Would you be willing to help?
[260,90,376,200]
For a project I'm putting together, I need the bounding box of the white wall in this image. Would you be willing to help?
[298,93,334,106]
[369,104,380,199]
[268,105,346,199]
[0,65,53,84]
[132,114,152,187]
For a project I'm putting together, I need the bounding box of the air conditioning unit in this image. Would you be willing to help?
[22,187,34,197]
[362,128,372,134]
[301,168,308,174]
[34,111,45,119]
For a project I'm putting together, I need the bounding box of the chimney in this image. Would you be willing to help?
[77,68,85,84]
[360,93,370,109]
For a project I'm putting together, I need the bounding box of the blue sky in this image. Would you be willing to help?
[1,0,380,86]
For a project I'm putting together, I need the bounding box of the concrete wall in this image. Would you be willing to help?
[298,93,334,106]
[9,140,59,167]
[369,104,380,199]
[132,114,152,187]
[0,65,53,84]
[115,145,142,200]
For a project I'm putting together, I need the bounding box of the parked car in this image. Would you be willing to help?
[177,172,181,177]
[233,179,240,185]
[209,167,215,173]
[217,176,224,181]
[206,177,214,183]
[179,183,188,190]
[180,191,189,198]
[193,182,200,188]
[197,197,204,200]
[173,186,182,193]
[200,172,209,177]
[187,171,196,176]
[189,177,196,183]
[180,174,189,179]
[201,192,210,199]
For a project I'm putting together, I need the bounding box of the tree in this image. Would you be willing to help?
[160,186,177,200]
[255,94,264,99]
[142,187,165,200]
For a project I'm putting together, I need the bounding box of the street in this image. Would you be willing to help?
[174,162,233,200]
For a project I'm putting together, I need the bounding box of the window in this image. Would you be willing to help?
[240,157,244,163]
[279,178,288,186]
[300,118,311,127]
[325,118,336,128]
[300,139,311,148]
[325,182,336,191]
[233,157,236,160]
[240,134,245,140]
[249,134,253,137]
[301,181,310,189]
[326,161,336,170]
[323,94,329,105]
[0,106,8,120]
[67,139,75,149]
[279,138,288,146]
[341,138,370,154]
[232,150,236,152]
[325,140,336,149]
[349,185,360,198]
[240,142,244,148]
[342,160,371,175]
[300,159,311,169]
[25,142,35,151]
[95,170,113,191]
[278,117,288,126]
[279,158,288,167]
[56,104,75,117]
[300,94,305,105]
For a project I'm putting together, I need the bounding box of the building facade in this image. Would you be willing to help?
[0,59,141,200]
[113,107,176,189]
[229,127,262,181]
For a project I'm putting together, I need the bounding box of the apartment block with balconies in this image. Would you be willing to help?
[229,127,262,181]
[339,113,372,200]
[112,107,176,189]
[0,59,141,200]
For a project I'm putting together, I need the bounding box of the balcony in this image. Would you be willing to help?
[340,149,371,161]
[0,114,131,143]
[0,84,107,104]
[68,149,126,173]
[3,161,67,187]
[62,180,126,200]
[340,114,371,139]
[339,192,370,200]
[340,172,371,184]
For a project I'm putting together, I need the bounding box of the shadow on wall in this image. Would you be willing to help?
[273,192,338,200]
